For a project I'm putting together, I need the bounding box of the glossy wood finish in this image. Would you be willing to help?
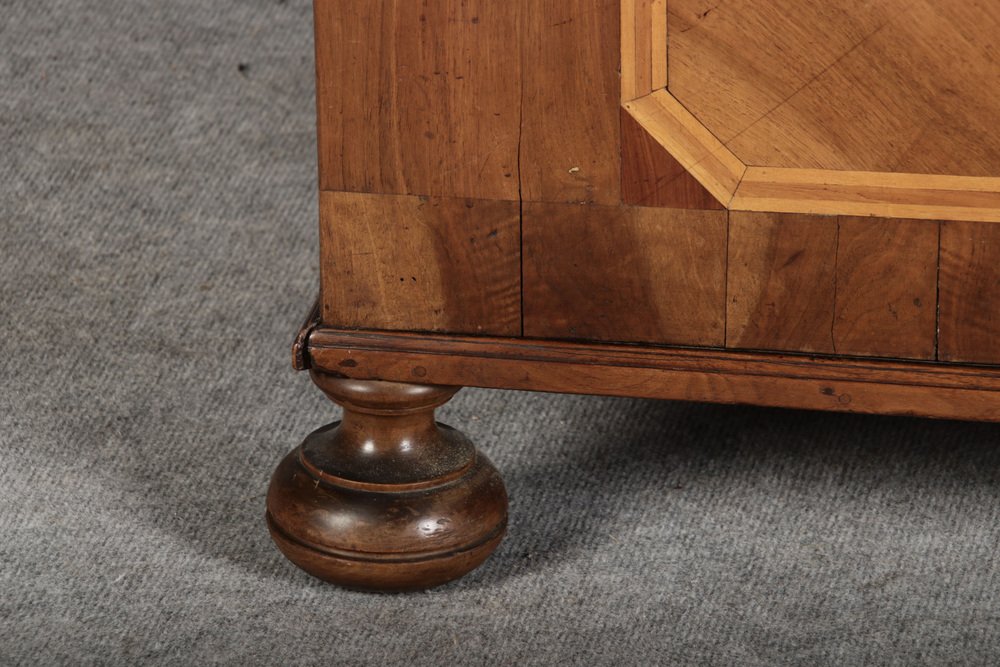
[523,202,727,345]
[267,373,507,591]
[618,4,1000,222]
[303,327,1000,423]
[313,1,1000,361]
[627,99,1000,222]
[318,191,520,335]
[730,168,1000,224]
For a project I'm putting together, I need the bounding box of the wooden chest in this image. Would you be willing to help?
[266,0,1000,591]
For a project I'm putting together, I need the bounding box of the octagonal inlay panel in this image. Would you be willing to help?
[667,0,1000,176]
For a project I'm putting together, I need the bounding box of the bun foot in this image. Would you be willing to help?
[266,373,508,592]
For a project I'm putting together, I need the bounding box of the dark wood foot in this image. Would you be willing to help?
[266,372,508,591]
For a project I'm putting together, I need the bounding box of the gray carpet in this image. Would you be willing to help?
[3,1,1000,664]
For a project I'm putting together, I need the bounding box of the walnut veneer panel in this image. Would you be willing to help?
[727,212,840,353]
[319,191,520,335]
[833,218,938,360]
[520,0,622,205]
[314,0,521,201]
[523,202,727,345]
[668,0,1000,176]
[727,212,939,358]
[316,0,627,205]
[940,222,1000,364]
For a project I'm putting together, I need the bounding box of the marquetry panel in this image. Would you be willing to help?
[523,202,727,345]
[319,191,521,336]
[730,168,1000,224]
[622,91,744,208]
[621,0,667,101]
[668,1,1000,176]
[620,108,724,210]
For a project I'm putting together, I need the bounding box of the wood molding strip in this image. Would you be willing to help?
[305,328,1000,422]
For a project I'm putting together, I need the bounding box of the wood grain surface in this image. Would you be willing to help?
[304,328,1000,423]
[314,0,521,200]
[726,212,939,358]
[620,108,725,209]
[727,212,839,353]
[319,191,520,336]
[520,0,622,205]
[310,1,1000,371]
[267,375,507,591]
[621,0,668,101]
[730,168,1000,223]
[667,0,1000,176]
[623,90,745,207]
[832,217,939,360]
[940,221,1000,364]
[523,202,727,345]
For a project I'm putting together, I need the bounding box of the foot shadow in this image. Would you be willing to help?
[451,391,1000,589]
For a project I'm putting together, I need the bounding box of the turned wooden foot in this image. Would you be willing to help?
[266,372,508,591]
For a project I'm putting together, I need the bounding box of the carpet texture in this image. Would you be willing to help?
[3,1,1000,665]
